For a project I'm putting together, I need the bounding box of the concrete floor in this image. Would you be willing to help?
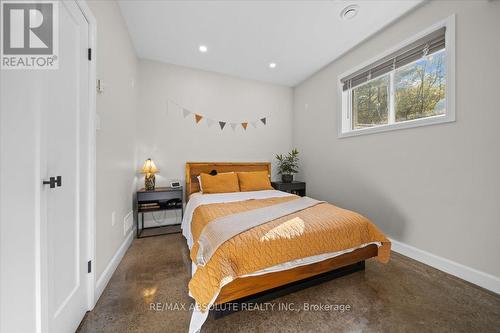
[77,234,500,333]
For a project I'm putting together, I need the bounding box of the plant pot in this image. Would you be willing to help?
[281,174,293,183]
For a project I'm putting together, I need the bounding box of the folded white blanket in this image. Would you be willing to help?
[195,196,324,266]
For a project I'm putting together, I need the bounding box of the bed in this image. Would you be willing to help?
[182,162,390,332]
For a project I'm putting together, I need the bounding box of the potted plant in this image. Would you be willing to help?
[275,148,299,183]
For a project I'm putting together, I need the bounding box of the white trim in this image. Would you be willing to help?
[388,71,396,125]
[95,230,134,301]
[390,238,500,295]
[339,113,453,138]
[74,0,97,311]
[337,15,456,138]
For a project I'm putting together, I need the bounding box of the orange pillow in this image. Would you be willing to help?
[237,171,273,192]
[199,172,240,194]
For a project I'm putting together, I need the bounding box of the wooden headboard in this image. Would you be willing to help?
[185,162,271,201]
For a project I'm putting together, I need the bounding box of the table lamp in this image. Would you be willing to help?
[141,158,159,191]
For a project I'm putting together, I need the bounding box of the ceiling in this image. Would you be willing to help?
[118,0,423,87]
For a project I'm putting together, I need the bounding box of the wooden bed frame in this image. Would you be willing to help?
[185,162,378,314]
[185,161,272,201]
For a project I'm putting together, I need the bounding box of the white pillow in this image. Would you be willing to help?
[197,172,235,193]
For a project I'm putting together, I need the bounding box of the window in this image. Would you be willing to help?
[395,50,446,122]
[338,17,455,137]
[352,75,389,129]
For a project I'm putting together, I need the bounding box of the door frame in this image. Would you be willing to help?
[37,1,97,332]
[75,0,97,313]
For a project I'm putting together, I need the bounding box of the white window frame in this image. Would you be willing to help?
[337,15,455,138]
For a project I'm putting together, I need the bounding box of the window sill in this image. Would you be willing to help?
[338,114,455,138]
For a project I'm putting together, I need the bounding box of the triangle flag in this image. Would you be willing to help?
[230,123,238,131]
[251,121,257,128]
[206,119,214,127]
[219,121,226,130]
[182,108,191,118]
[260,117,267,125]
[241,122,248,130]
[195,114,203,123]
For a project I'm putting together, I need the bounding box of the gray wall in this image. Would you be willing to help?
[293,0,500,278]
[136,60,293,182]
[136,59,293,186]
[87,0,139,280]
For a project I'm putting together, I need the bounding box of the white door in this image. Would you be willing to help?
[40,2,90,332]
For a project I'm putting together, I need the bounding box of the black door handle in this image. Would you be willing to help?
[43,176,62,188]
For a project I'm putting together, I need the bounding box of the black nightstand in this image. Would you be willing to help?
[135,187,183,238]
[271,181,306,197]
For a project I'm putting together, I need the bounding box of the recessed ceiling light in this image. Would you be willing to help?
[269,62,277,69]
[199,45,208,53]
[340,5,359,20]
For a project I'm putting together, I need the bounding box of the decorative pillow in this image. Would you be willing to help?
[197,172,234,192]
[237,171,273,192]
[199,172,240,194]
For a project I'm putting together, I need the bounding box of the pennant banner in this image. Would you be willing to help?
[168,99,268,131]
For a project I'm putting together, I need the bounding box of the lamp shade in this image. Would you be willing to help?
[141,158,159,174]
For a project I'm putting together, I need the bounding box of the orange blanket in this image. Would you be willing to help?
[189,196,390,309]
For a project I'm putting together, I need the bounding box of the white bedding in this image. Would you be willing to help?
[183,190,381,333]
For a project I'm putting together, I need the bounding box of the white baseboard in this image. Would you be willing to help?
[390,238,500,294]
[94,230,134,301]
